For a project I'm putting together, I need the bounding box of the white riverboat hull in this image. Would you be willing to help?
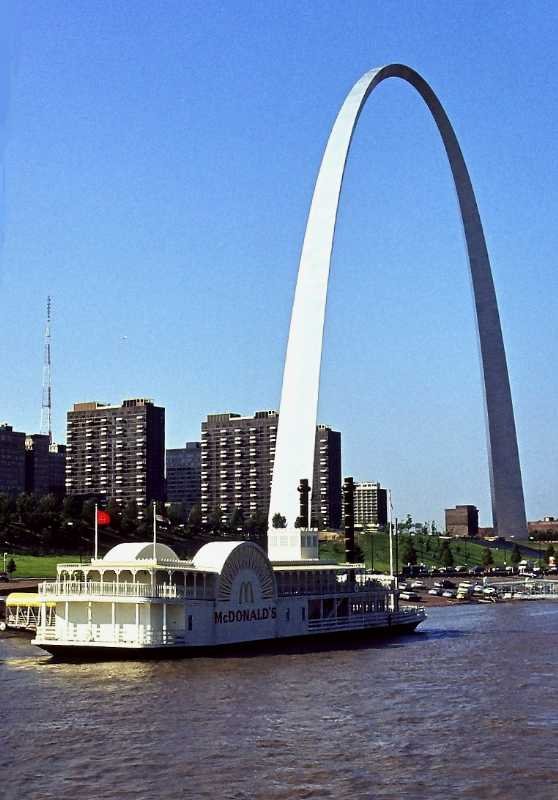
[33,609,425,660]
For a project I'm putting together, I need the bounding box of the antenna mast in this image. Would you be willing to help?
[40,296,52,443]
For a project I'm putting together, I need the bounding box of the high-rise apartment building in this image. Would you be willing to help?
[166,442,201,514]
[48,443,67,496]
[353,481,388,528]
[0,423,26,494]
[25,434,51,495]
[65,398,165,512]
[445,505,479,538]
[201,411,342,529]
[312,425,342,529]
[25,435,67,497]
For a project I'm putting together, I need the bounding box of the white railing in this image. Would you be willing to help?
[278,580,385,598]
[308,613,391,632]
[38,580,185,599]
[306,605,425,633]
[37,624,187,646]
[396,604,426,616]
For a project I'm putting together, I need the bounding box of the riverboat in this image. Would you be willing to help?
[31,534,425,659]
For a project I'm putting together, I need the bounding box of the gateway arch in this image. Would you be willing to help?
[269,64,527,539]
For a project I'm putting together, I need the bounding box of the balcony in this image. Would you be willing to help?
[39,580,185,599]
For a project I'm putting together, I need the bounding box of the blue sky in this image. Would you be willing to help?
[1,1,557,525]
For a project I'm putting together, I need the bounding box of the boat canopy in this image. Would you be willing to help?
[102,542,180,563]
[6,592,55,608]
[193,541,252,573]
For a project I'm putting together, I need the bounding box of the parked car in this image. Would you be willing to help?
[399,591,421,601]
[410,580,425,589]
[442,589,457,598]
[0,572,9,583]
[428,588,442,596]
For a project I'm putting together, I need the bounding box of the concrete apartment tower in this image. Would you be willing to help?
[353,482,388,528]
[201,411,341,528]
[0,424,26,495]
[166,442,201,515]
[65,398,165,513]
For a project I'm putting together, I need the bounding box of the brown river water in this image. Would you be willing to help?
[2,602,557,800]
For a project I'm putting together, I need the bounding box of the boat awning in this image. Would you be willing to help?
[6,593,55,608]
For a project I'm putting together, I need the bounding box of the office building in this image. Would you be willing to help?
[445,505,479,537]
[25,434,51,495]
[353,481,388,528]
[201,410,341,528]
[66,398,165,513]
[166,442,201,514]
[0,423,26,495]
[48,442,67,496]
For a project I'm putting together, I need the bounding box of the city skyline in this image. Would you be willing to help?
[1,3,557,526]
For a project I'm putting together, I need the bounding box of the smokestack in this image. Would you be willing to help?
[343,476,355,562]
[297,478,310,527]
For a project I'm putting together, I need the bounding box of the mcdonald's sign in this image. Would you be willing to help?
[238,581,255,604]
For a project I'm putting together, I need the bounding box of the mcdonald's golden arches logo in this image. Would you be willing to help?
[238,581,255,604]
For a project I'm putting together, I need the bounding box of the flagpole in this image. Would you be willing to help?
[94,502,98,560]
[388,490,394,580]
[153,500,157,560]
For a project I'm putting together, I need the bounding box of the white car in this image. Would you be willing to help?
[442,589,457,598]
[399,591,421,601]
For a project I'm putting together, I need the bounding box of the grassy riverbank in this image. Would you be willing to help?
[2,553,82,579]
[320,533,529,573]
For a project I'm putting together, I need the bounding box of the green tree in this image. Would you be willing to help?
[107,498,122,530]
[545,544,555,564]
[439,540,454,568]
[272,513,287,529]
[481,547,494,567]
[63,494,82,519]
[208,508,223,535]
[6,557,16,577]
[122,500,139,535]
[510,543,522,566]
[39,493,59,514]
[294,516,304,528]
[400,538,418,566]
[186,505,202,536]
[228,507,245,535]
[245,511,268,544]
[81,498,96,524]
[353,543,365,562]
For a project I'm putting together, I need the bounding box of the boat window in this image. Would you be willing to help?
[336,597,349,618]
[188,615,192,631]
[323,598,335,618]
[308,599,321,620]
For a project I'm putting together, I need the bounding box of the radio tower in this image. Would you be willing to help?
[40,296,53,443]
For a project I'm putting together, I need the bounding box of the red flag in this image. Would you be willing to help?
[96,510,111,526]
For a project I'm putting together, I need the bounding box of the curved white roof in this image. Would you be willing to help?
[102,542,180,563]
[192,541,250,573]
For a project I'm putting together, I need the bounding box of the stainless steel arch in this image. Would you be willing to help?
[269,64,527,538]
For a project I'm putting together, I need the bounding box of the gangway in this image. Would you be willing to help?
[4,593,55,631]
